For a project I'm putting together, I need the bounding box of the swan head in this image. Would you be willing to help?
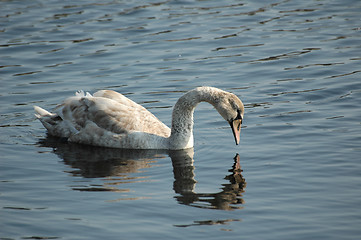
[214,92,244,145]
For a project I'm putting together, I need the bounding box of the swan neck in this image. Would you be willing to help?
[169,87,219,150]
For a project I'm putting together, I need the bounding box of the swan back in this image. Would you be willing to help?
[34,90,171,148]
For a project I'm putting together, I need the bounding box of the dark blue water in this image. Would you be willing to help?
[1,0,361,239]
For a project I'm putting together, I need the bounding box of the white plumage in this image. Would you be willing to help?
[34,87,244,150]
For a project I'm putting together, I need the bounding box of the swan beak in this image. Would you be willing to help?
[230,119,242,145]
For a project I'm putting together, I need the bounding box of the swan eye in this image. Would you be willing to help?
[236,109,243,122]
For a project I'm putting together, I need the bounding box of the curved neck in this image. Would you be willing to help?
[169,87,220,150]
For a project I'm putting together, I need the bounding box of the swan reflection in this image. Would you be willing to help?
[38,136,246,210]
[171,151,246,210]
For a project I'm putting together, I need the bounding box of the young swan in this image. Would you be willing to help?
[34,87,244,150]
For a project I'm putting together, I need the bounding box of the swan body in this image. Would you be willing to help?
[34,87,244,150]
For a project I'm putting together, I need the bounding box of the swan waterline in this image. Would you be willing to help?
[34,87,244,150]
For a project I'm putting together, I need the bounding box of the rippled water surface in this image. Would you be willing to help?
[1,0,361,239]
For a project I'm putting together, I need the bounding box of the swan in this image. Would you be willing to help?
[34,86,244,150]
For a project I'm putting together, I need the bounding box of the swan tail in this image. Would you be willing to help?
[34,106,54,118]
[34,106,75,138]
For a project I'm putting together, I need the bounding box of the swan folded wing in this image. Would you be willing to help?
[61,95,171,139]
[93,90,141,109]
[92,90,170,134]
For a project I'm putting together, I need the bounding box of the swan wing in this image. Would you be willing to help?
[93,90,143,109]
[35,91,171,148]
[60,91,171,137]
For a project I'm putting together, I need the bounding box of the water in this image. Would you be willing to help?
[1,0,361,239]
